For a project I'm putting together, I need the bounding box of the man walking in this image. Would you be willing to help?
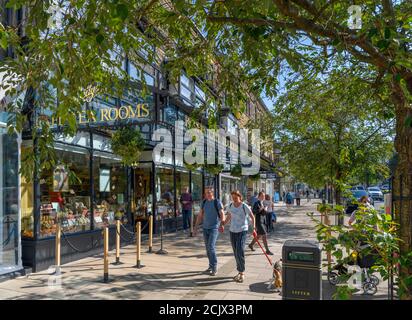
[194,187,225,276]
[180,187,193,234]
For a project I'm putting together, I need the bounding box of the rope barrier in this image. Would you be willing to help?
[117,225,135,242]
[61,229,100,254]
[117,221,149,242]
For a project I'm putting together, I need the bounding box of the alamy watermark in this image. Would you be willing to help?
[152,121,261,175]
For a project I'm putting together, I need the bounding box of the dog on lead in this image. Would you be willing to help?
[267,260,282,292]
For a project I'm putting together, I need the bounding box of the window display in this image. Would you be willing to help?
[32,143,92,237]
[93,151,127,228]
[156,166,175,220]
[175,169,190,216]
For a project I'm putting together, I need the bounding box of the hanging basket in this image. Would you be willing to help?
[204,164,224,175]
[248,173,261,182]
[230,164,242,177]
[111,127,145,166]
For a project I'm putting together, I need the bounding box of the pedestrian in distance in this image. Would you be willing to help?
[263,194,275,232]
[306,189,310,202]
[193,187,225,276]
[222,190,255,283]
[248,192,274,255]
[295,191,301,206]
[286,191,293,209]
[179,187,193,234]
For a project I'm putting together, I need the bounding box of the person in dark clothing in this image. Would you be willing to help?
[248,192,273,255]
[180,187,193,233]
[295,191,301,206]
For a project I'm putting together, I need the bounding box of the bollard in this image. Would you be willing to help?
[114,219,121,264]
[135,222,144,268]
[55,224,61,267]
[189,211,194,237]
[148,215,153,253]
[156,214,168,255]
[103,227,109,283]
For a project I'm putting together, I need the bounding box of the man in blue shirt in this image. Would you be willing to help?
[194,187,225,276]
[250,191,259,207]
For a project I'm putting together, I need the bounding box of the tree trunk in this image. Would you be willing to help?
[392,80,412,299]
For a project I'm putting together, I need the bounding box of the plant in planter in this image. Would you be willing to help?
[111,127,145,166]
[230,164,242,177]
[204,163,224,175]
[184,162,201,171]
[248,173,261,182]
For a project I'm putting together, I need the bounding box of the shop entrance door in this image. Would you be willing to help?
[132,166,153,222]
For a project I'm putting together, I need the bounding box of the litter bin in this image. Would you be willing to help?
[282,240,322,300]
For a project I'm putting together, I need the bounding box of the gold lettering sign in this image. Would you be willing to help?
[42,103,151,127]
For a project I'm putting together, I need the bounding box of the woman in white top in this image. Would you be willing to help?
[263,194,275,232]
[222,190,255,283]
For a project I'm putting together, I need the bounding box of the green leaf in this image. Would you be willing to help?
[0,34,7,50]
[96,34,105,44]
[384,27,391,39]
[376,39,389,50]
[116,4,129,20]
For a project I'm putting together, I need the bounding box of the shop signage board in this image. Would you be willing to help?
[38,102,154,127]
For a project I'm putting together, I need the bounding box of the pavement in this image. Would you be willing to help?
[0,199,390,300]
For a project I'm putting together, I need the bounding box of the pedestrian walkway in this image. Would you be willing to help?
[0,200,389,300]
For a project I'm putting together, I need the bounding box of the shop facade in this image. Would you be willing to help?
[19,80,222,271]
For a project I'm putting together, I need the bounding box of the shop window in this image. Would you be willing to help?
[0,128,20,273]
[175,169,190,216]
[93,151,127,228]
[37,144,91,237]
[191,171,203,215]
[127,62,155,87]
[155,167,175,220]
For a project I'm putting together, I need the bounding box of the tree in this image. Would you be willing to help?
[267,69,394,205]
[1,0,412,297]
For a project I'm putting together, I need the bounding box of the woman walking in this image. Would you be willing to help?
[263,194,275,232]
[222,190,255,283]
[248,192,274,255]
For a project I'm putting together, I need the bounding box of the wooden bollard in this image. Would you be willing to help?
[136,222,142,268]
[115,220,121,264]
[103,227,109,283]
[148,215,153,253]
[55,224,61,267]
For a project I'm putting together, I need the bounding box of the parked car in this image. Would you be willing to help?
[350,185,366,191]
[345,190,374,215]
[367,187,384,201]
[380,184,391,194]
